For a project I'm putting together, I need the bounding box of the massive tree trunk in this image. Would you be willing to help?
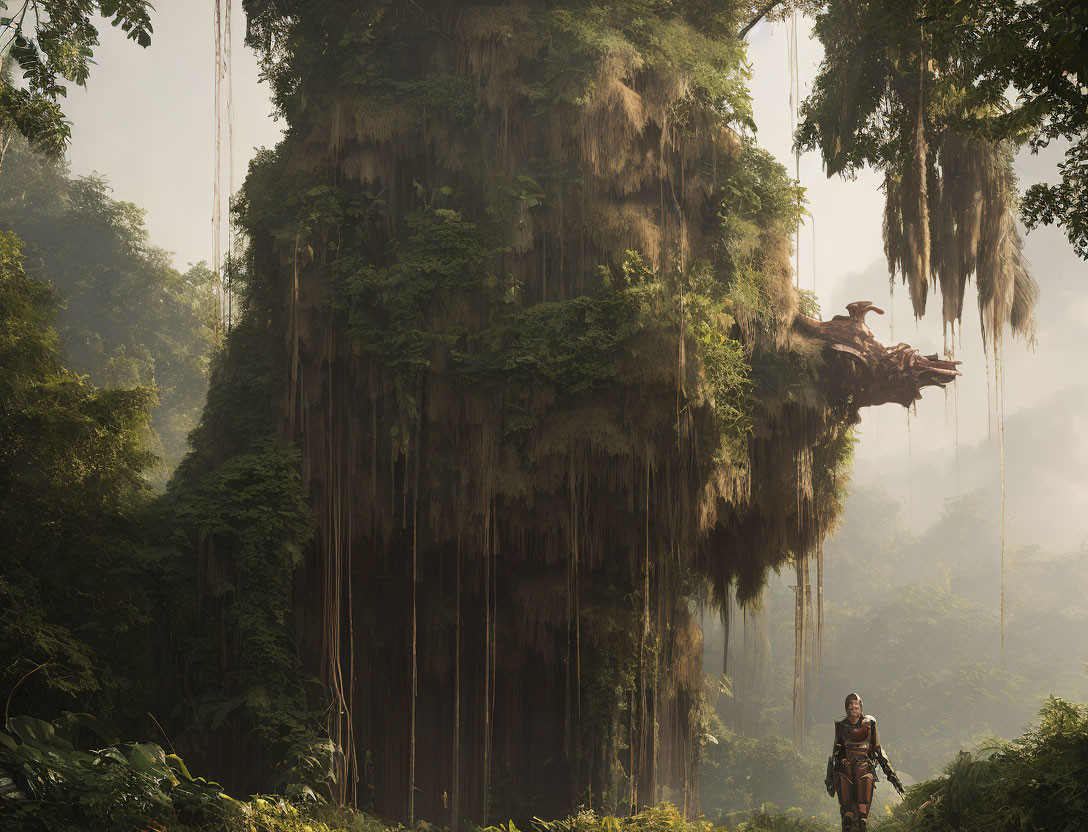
[178,2,959,823]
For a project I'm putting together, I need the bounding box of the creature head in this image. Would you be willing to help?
[845,692,864,717]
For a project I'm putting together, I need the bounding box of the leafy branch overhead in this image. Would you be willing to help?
[0,0,153,158]
[797,0,1085,344]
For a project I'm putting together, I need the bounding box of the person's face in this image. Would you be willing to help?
[847,698,861,719]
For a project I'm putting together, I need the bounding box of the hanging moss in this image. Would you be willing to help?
[174,0,862,821]
[797,0,1040,344]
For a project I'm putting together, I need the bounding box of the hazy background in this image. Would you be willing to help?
[54,5,1086,811]
[61,1,283,274]
[744,17,1086,554]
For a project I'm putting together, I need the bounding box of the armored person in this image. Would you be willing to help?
[824,692,904,832]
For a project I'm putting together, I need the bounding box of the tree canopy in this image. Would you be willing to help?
[0,0,153,165]
[0,138,216,472]
[0,228,157,719]
[792,0,1085,350]
[799,0,1087,254]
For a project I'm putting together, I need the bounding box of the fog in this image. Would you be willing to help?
[691,18,1087,822]
[47,4,1087,823]
[63,5,1085,549]
[745,17,1087,553]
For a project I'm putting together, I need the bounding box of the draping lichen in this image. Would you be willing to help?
[173,1,859,820]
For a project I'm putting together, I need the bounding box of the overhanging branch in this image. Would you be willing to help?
[794,301,961,420]
[738,0,786,39]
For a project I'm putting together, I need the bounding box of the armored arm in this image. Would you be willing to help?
[874,746,904,794]
[825,722,842,797]
[870,720,905,795]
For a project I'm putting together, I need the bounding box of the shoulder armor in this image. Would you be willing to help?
[864,715,877,724]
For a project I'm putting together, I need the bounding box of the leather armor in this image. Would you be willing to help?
[829,715,880,832]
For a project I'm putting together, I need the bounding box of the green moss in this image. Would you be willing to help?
[209,0,864,815]
[331,185,506,381]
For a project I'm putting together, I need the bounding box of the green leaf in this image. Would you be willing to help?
[0,732,18,753]
[59,712,119,746]
[9,716,67,750]
[166,752,195,781]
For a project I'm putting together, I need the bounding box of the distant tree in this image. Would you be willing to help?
[0,137,216,472]
[0,229,158,719]
[722,487,1088,795]
[0,0,152,171]
[701,722,828,819]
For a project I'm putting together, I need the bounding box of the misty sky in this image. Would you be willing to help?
[59,4,1087,554]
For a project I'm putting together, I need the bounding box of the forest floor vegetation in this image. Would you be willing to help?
[2,698,1085,831]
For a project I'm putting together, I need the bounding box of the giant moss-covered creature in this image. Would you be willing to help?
[172,0,954,823]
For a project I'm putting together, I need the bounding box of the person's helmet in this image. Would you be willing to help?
[844,692,864,714]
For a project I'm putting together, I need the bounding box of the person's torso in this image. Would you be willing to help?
[837,716,875,753]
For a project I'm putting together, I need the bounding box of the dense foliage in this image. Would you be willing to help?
[878,697,1088,832]
[3,1,1083,828]
[0,214,323,795]
[799,0,1087,262]
[698,487,1088,822]
[0,0,152,161]
[0,710,833,832]
[0,229,160,722]
[0,710,824,832]
[165,435,326,794]
[3,700,1083,830]
[0,711,385,832]
[0,138,216,474]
